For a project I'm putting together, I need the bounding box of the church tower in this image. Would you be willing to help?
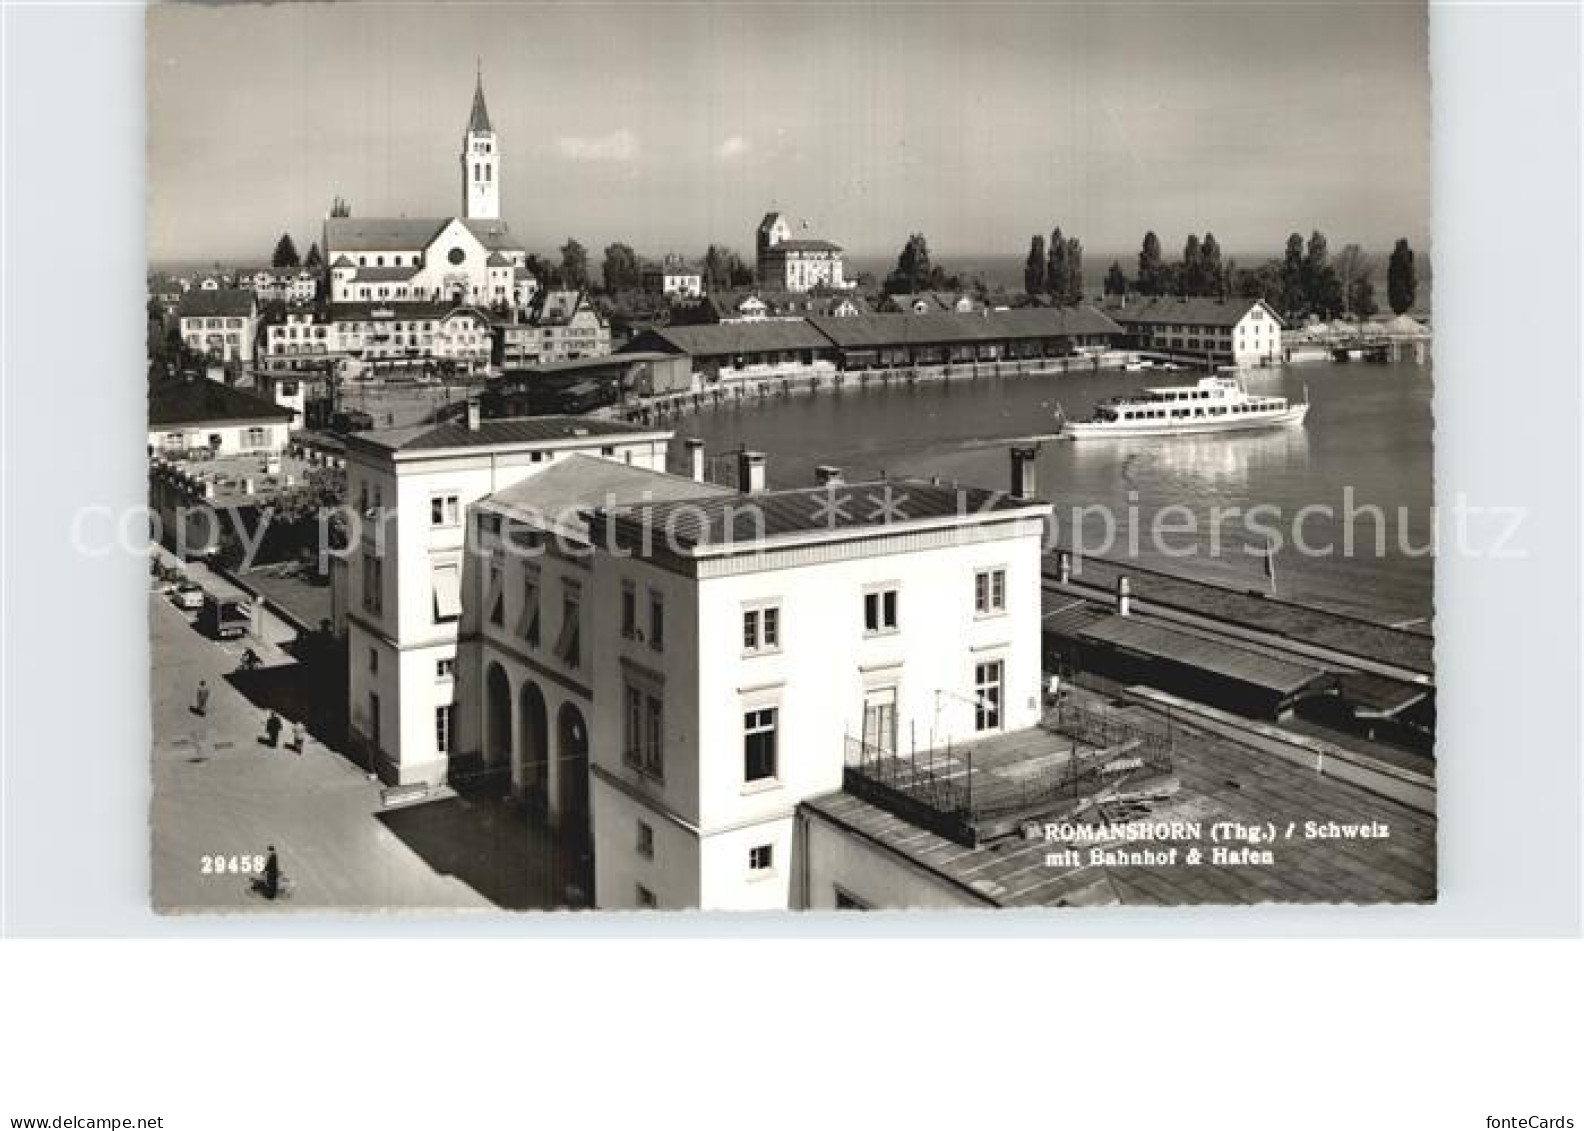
[461,69,500,221]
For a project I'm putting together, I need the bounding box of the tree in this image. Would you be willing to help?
[1061,237,1084,304]
[1104,260,1128,296]
[703,244,733,292]
[559,239,589,289]
[272,233,300,271]
[329,196,351,218]
[1137,231,1164,295]
[1024,235,1047,296]
[1334,244,1373,318]
[1045,228,1067,299]
[726,251,755,288]
[601,243,641,294]
[1179,234,1202,296]
[523,253,556,288]
[1302,230,1344,319]
[884,233,945,294]
[1348,275,1379,318]
[303,243,323,271]
[1387,238,1417,315]
[1279,233,1306,317]
[1199,233,1225,298]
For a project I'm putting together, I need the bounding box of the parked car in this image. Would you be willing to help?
[172,581,205,611]
[198,594,251,640]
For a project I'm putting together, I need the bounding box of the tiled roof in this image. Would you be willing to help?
[624,320,834,358]
[324,217,449,252]
[346,414,663,455]
[604,478,1047,552]
[486,251,512,267]
[807,307,1123,348]
[149,378,294,427]
[178,289,256,319]
[460,219,523,252]
[1108,296,1281,329]
[766,238,843,254]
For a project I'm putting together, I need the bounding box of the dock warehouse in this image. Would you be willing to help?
[620,306,1125,381]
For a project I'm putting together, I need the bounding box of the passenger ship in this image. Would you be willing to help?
[1059,375,1308,440]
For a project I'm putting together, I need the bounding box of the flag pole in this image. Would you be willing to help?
[1264,535,1278,596]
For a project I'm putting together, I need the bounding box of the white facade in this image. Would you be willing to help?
[461,75,500,221]
[262,304,494,373]
[327,218,525,309]
[343,422,674,787]
[755,211,849,293]
[150,418,291,458]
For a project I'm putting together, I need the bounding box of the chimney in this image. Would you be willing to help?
[685,438,706,483]
[466,398,482,431]
[1057,550,1072,584]
[737,449,766,494]
[1009,444,1039,500]
[1116,575,1132,617]
[815,465,844,487]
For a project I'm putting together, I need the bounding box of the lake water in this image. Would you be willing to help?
[671,359,1435,624]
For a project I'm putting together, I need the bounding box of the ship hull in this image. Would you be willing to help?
[1061,403,1308,440]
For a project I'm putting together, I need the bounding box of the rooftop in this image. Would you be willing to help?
[600,477,1048,553]
[345,414,666,457]
[1108,295,1284,329]
[626,320,835,358]
[149,378,294,428]
[808,306,1124,348]
[1078,614,1328,696]
[480,454,733,541]
[767,238,844,253]
[1053,555,1434,676]
[178,288,256,319]
[804,688,1435,907]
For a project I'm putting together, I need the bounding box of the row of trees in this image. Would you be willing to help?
[1109,230,1419,320]
[1023,228,1085,305]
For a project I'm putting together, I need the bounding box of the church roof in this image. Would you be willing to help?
[486,251,512,267]
[461,219,523,252]
[468,75,493,133]
[324,217,450,253]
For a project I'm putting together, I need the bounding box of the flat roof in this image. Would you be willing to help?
[1053,556,1434,676]
[345,414,668,456]
[802,693,1435,907]
[602,478,1048,552]
[1079,615,1327,696]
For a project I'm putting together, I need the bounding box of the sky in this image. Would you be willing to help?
[147,1,1431,266]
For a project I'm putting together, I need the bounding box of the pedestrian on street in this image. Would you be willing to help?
[265,711,282,748]
[292,720,306,755]
[194,679,209,717]
[262,845,280,900]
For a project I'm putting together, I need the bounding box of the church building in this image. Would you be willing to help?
[323,74,537,312]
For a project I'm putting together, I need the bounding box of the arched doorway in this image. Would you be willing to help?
[517,681,549,817]
[555,702,592,906]
[484,662,512,769]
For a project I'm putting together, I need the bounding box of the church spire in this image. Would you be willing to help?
[468,65,492,134]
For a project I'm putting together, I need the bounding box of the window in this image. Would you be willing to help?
[864,587,899,634]
[362,553,383,615]
[744,708,778,782]
[432,564,461,623]
[743,604,781,654]
[487,562,504,626]
[435,705,453,754]
[242,426,268,449]
[368,692,381,747]
[636,821,654,861]
[975,569,1007,615]
[975,659,1004,732]
[635,885,657,908]
[519,574,541,647]
[749,844,774,872]
[621,582,638,638]
[430,494,459,527]
[555,585,582,668]
[368,648,378,674]
[436,658,455,680]
[649,590,665,652]
[623,685,665,780]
